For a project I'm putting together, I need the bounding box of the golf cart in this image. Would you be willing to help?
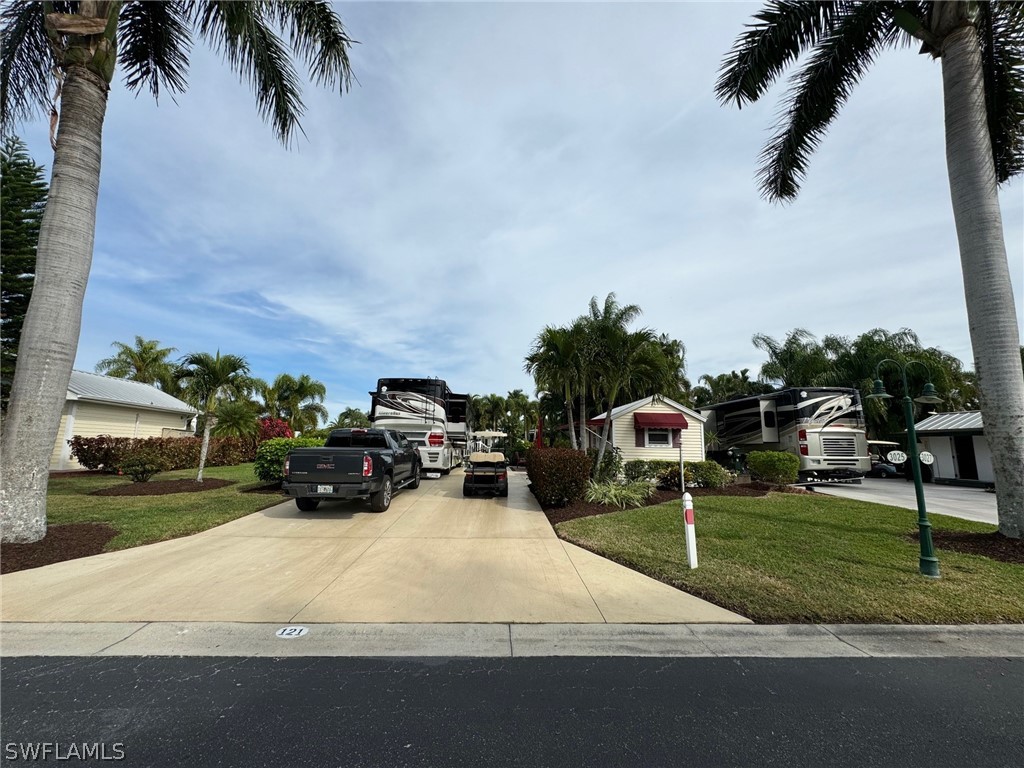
[867,440,901,478]
[463,451,509,497]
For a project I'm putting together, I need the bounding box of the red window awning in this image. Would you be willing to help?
[633,412,688,429]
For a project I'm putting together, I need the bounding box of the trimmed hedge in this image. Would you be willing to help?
[68,435,255,473]
[253,437,326,483]
[653,459,732,490]
[525,447,593,507]
[747,450,801,485]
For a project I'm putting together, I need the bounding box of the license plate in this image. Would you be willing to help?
[426,472,441,479]
[316,485,334,494]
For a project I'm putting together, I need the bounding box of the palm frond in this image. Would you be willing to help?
[269,0,355,92]
[758,2,897,201]
[716,0,840,107]
[118,0,192,100]
[980,1,1024,183]
[0,0,54,127]
[191,1,305,144]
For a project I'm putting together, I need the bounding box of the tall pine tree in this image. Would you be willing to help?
[1,136,47,413]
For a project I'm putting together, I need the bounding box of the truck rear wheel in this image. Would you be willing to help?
[410,463,421,489]
[370,475,393,512]
[296,498,320,512]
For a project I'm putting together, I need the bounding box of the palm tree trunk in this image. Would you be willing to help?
[941,25,1024,538]
[564,386,578,450]
[0,67,109,543]
[579,391,587,450]
[595,391,617,473]
[197,413,214,483]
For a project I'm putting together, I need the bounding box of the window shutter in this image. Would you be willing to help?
[635,428,645,447]
[672,429,681,449]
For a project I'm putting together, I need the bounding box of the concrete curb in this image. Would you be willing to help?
[2,622,1022,658]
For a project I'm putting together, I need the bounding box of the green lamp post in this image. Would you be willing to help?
[867,359,944,578]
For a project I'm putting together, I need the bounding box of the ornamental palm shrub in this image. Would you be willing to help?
[525,448,592,507]
[585,480,656,509]
[253,437,325,484]
[746,451,800,485]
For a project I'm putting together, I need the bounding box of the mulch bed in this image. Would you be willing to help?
[1,523,118,574]
[909,530,1024,566]
[538,483,804,525]
[91,478,236,496]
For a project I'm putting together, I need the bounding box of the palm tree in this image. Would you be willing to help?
[524,325,580,449]
[280,373,328,433]
[592,327,665,470]
[506,388,531,440]
[691,369,770,408]
[177,351,250,482]
[584,293,642,449]
[330,407,370,429]
[94,336,176,385]
[717,1,1024,537]
[0,1,355,542]
[752,329,832,388]
[211,399,259,440]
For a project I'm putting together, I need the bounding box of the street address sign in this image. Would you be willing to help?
[918,451,935,465]
[276,626,308,639]
[887,450,908,464]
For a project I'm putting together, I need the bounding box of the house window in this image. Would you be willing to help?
[646,428,671,447]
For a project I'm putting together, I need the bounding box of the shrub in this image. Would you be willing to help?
[586,446,623,482]
[68,436,256,473]
[585,480,656,509]
[747,451,801,485]
[623,459,652,482]
[118,445,170,482]
[67,435,127,472]
[525,447,592,507]
[258,418,293,441]
[253,436,326,483]
[687,460,733,489]
[653,460,733,490]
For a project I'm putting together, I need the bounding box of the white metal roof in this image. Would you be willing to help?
[67,370,196,415]
[591,394,706,423]
[914,411,983,433]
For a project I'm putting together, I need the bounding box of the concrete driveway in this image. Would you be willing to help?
[811,478,998,525]
[0,470,746,625]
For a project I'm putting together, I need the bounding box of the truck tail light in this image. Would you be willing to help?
[283,456,290,476]
[798,429,807,441]
[362,456,372,477]
[497,472,507,481]
[799,444,809,456]
[427,432,444,447]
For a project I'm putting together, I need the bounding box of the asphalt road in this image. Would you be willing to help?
[2,657,1020,768]
[811,478,998,524]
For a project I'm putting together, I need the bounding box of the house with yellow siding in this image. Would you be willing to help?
[50,371,197,470]
[587,395,706,463]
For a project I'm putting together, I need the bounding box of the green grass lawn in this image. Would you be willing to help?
[556,493,1024,624]
[46,464,283,551]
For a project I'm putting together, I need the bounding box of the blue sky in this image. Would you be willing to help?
[17,1,1024,420]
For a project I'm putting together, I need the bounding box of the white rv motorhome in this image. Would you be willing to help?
[701,387,870,482]
[368,378,470,474]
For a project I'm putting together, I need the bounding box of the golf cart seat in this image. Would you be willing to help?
[469,451,506,464]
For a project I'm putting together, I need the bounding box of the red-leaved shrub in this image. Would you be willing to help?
[525,447,592,507]
[67,435,256,473]
[258,417,293,442]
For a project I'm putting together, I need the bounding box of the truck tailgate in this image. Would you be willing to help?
[287,450,367,483]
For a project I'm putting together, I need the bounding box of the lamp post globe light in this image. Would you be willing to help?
[867,359,944,578]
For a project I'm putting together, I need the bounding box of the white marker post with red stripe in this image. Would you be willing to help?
[683,492,697,569]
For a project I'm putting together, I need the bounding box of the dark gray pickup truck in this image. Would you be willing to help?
[282,428,420,512]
